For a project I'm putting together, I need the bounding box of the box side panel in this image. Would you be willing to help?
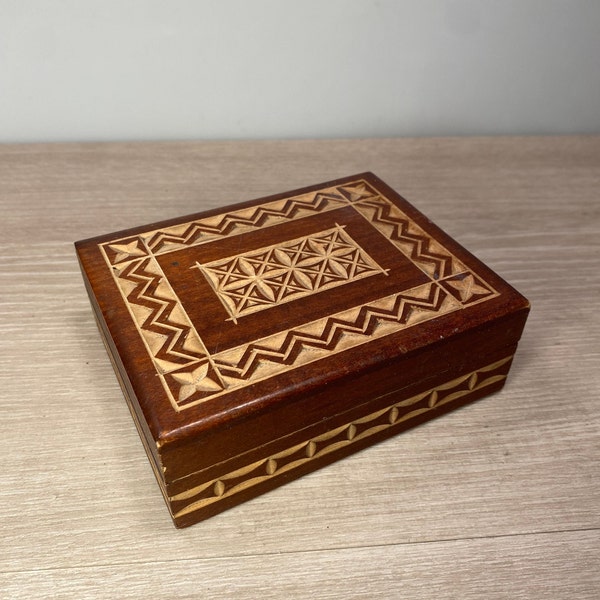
[168,351,515,527]
[161,295,529,526]
[159,304,529,484]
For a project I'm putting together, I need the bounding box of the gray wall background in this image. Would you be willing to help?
[1,0,599,143]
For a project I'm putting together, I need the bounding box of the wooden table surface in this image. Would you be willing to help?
[1,136,598,599]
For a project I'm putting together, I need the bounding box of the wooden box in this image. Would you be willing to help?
[75,173,530,527]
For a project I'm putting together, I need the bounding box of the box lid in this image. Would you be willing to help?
[75,172,529,482]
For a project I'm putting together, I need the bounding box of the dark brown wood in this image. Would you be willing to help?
[75,172,530,527]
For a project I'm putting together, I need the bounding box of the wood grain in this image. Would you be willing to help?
[0,136,599,597]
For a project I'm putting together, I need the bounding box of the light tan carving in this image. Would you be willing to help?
[352,196,467,279]
[194,224,387,323]
[212,280,459,387]
[171,356,513,518]
[442,273,492,302]
[108,239,147,263]
[171,363,223,402]
[109,256,211,375]
[99,178,500,411]
[140,188,350,256]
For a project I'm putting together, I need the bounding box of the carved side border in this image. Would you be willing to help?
[170,356,513,520]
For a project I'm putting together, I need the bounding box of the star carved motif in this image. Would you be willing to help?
[340,183,375,201]
[108,240,146,263]
[172,363,222,402]
[445,273,491,302]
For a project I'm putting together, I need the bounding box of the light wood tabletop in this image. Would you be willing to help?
[1,136,598,599]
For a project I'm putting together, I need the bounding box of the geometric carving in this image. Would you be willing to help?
[439,272,494,304]
[211,280,457,387]
[111,257,209,374]
[352,196,466,279]
[170,362,223,404]
[194,225,387,323]
[99,178,500,411]
[337,182,378,202]
[142,190,350,256]
[169,355,513,520]
[107,238,148,263]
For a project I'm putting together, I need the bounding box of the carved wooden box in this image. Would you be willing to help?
[75,173,529,527]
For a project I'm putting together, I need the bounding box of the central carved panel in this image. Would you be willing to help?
[193,224,387,323]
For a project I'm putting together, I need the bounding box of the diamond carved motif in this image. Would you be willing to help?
[194,225,387,323]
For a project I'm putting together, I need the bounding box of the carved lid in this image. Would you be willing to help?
[76,173,529,450]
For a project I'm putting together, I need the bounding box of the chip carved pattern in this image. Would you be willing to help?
[170,356,513,519]
[109,256,213,375]
[144,189,350,256]
[194,224,387,323]
[352,195,467,278]
[100,179,500,411]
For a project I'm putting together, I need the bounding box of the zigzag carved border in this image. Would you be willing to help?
[213,281,454,384]
[147,190,349,256]
[99,179,500,411]
[353,196,466,278]
[110,256,211,375]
